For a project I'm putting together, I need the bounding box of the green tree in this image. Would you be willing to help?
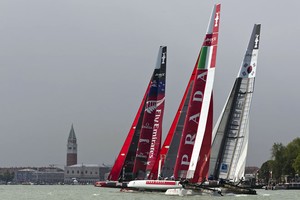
[292,154,300,174]
[0,171,14,184]
[258,160,273,184]
[284,138,300,176]
[271,143,286,182]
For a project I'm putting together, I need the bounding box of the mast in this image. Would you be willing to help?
[209,24,261,181]
[173,4,221,182]
[108,46,167,181]
[132,46,167,179]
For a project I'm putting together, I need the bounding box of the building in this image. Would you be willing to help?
[64,164,110,184]
[14,167,64,184]
[67,124,77,166]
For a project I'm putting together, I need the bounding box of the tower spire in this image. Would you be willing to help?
[67,124,77,166]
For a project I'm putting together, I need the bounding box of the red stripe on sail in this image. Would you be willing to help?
[210,43,217,68]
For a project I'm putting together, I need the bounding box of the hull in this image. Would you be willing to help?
[127,180,182,191]
[165,188,203,196]
[94,181,128,188]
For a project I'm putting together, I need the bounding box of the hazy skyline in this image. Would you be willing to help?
[1,0,299,169]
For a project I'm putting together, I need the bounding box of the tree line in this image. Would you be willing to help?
[258,137,300,184]
[0,171,14,184]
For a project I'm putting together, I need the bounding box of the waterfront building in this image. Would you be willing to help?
[14,167,64,184]
[64,164,110,184]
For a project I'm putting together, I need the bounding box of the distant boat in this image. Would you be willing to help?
[209,24,261,183]
[95,46,167,188]
[128,3,221,192]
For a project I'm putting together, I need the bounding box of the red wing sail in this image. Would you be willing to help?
[132,46,167,179]
[173,4,220,181]
[108,46,167,181]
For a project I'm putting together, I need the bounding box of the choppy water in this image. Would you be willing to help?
[0,185,299,200]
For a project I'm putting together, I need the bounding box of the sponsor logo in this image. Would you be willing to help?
[136,153,147,159]
[145,98,165,114]
[139,138,150,143]
[151,80,157,88]
[155,73,165,78]
[220,163,228,173]
[149,110,162,158]
[142,123,152,130]
[254,34,259,49]
[204,35,217,44]
[245,53,257,57]
[146,180,176,185]
[161,53,166,64]
[214,12,220,27]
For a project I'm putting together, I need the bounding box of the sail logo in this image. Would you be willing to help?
[241,62,256,77]
[136,153,147,158]
[149,109,161,158]
[151,80,157,88]
[254,34,259,49]
[155,73,165,78]
[161,53,166,64]
[142,123,152,130]
[139,138,150,143]
[204,34,217,46]
[214,12,220,27]
[220,163,228,173]
[145,98,165,114]
[245,53,257,57]
[179,70,206,167]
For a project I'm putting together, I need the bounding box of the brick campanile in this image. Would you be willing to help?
[66,124,77,166]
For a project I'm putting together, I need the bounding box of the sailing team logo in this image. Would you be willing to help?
[145,97,165,114]
[254,34,259,49]
[161,52,166,64]
[214,12,220,27]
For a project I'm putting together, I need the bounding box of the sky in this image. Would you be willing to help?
[0,0,299,169]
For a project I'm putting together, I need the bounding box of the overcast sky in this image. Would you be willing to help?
[0,0,299,169]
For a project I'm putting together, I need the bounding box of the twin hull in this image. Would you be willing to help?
[127,180,182,191]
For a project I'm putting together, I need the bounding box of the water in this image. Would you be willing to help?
[0,185,299,200]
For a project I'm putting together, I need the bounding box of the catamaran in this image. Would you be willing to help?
[127,3,221,192]
[95,46,167,188]
[209,24,261,184]
[166,23,261,197]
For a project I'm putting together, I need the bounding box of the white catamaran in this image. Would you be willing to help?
[209,24,261,183]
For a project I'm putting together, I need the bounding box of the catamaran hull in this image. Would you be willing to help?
[94,181,128,188]
[127,180,182,191]
[165,188,202,196]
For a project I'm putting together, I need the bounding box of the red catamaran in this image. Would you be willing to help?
[95,46,167,188]
[128,3,221,191]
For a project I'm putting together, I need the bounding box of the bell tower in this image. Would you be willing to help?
[66,124,77,166]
